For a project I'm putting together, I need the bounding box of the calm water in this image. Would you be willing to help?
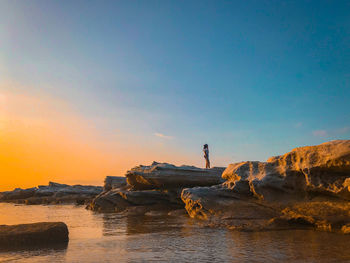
[0,203,350,263]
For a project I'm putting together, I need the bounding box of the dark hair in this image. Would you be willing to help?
[203,144,208,149]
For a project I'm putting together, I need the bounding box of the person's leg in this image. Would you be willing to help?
[205,157,210,169]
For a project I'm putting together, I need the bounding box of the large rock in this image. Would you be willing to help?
[181,185,280,223]
[126,162,225,190]
[0,222,69,248]
[181,140,350,233]
[222,140,350,200]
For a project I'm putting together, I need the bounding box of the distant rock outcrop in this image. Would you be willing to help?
[182,140,350,234]
[0,222,69,248]
[0,182,103,205]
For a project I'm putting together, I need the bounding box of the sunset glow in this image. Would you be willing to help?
[0,1,349,262]
[1,0,349,192]
[0,83,195,191]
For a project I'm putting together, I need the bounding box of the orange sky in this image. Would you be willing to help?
[0,82,196,191]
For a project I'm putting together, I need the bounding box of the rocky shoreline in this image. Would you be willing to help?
[0,182,103,205]
[1,140,350,235]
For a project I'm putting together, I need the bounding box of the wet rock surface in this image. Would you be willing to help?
[0,222,69,248]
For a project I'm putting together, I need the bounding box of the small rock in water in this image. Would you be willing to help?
[0,222,69,248]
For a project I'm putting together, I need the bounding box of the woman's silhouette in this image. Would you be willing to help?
[203,144,210,169]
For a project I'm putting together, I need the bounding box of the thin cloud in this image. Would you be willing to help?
[312,127,350,137]
[154,132,173,140]
[312,130,328,137]
[337,127,350,134]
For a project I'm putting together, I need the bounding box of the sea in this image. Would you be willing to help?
[0,203,350,263]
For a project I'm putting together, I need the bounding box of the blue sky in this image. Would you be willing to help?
[1,0,350,167]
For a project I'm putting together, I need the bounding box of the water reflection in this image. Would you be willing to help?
[226,230,350,262]
[125,214,187,235]
[0,242,68,253]
[100,211,191,236]
[100,213,126,236]
[100,212,350,263]
[0,243,67,263]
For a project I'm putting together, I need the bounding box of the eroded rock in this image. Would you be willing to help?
[222,140,350,200]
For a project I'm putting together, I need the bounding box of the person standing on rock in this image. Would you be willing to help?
[203,144,210,169]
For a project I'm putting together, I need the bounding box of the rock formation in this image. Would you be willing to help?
[222,140,350,200]
[88,162,225,214]
[0,222,69,248]
[0,182,103,205]
[182,140,350,234]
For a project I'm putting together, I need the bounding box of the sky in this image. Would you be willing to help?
[0,0,349,191]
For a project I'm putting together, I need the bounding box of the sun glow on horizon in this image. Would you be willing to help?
[0,88,119,191]
[0,82,196,191]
